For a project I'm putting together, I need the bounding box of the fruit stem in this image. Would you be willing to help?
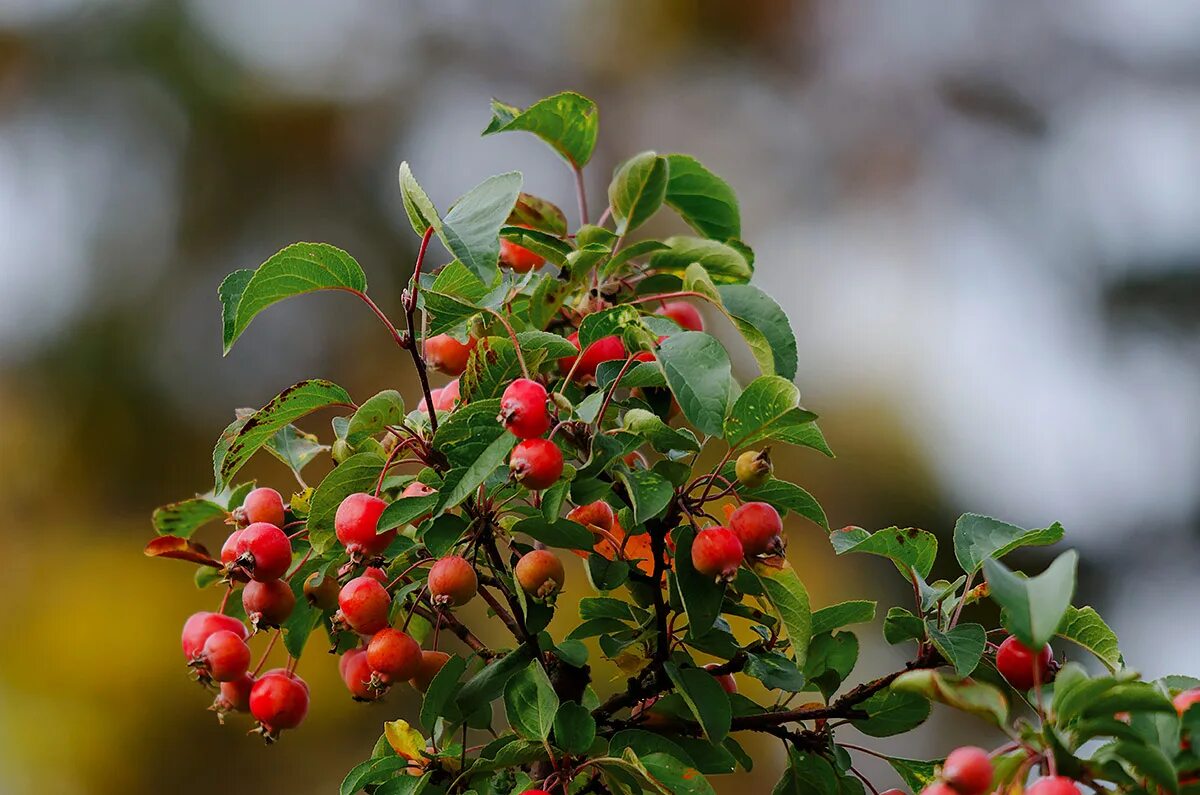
[484,308,530,379]
[594,354,636,428]
[252,629,281,676]
[572,163,589,227]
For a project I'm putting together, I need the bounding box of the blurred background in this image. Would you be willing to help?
[2,1,1198,792]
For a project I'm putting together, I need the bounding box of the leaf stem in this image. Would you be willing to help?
[573,164,589,227]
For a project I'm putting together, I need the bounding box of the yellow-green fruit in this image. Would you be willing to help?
[735,450,772,488]
[331,438,353,464]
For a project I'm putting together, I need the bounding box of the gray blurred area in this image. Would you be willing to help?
[1,1,1197,793]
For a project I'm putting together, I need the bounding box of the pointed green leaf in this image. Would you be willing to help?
[222,243,366,354]
[717,284,798,380]
[398,161,440,237]
[810,600,877,636]
[608,151,668,235]
[346,390,404,446]
[504,662,559,741]
[953,513,1064,574]
[438,172,523,283]
[509,192,569,235]
[830,526,938,579]
[657,331,736,437]
[752,560,812,668]
[1056,605,1122,673]
[984,550,1078,650]
[724,375,818,449]
[482,91,599,168]
[892,669,1008,727]
[152,497,226,539]
[650,237,752,284]
[928,623,986,677]
[552,701,596,755]
[664,154,740,241]
[664,662,732,743]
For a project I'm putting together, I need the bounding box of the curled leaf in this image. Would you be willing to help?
[144,536,221,568]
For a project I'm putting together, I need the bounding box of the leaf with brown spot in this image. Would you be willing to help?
[144,536,221,568]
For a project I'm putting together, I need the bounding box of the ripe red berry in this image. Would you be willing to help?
[410,650,451,692]
[920,785,959,795]
[428,555,478,607]
[338,575,392,635]
[703,663,737,694]
[656,301,704,332]
[199,629,252,682]
[242,579,296,629]
[367,628,422,683]
[995,635,1053,691]
[1174,687,1200,715]
[729,502,785,557]
[691,526,744,583]
[518,791,553,795]
[425,334,476,376]
[942,745,993,795]
[339,648,380,700]
[509,438,564,490]
[558,332,626,382]
[880,791,906,795]
[500,228,545,273]
[235,522,293,581]
[335,492,395,558]
[567,500,615,532]
[1026,777,1080,795]
[181,611,249,659]
[303,570,339,610]
[250,671,310,736]
[220,530,244,566]
[499,378,551,439]
[243,487,286,527]
[403,480,435,498]
[515,549,566,600]
[214,672,255,715]
[435,379,461,412]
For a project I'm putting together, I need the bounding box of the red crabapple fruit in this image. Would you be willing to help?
[182,611,249,659]
[242,579,296,629]
[213,672,255,717]
[941,745,993,795]
[425,334,475,376]
[339,648,381,700]
[509,438,563,490]
[367,628,422,683]
[1026,777,1080,795]
[690,527,744,583]
[514,549,566,601]
[557,333,625,382]
[243,487,286,527]
[729,501,785,557]
[220,530,244,566]
[235,522,293,582]
[995,635,1053,691]
[198,629,252,682]
[338,576,392,635]
[500,228,545,273]
[656,301,704,332]
[335,492,394,559]
[410,650,452,692]
[250,671,310,738]
[499,378,552,439]
[428,555,478,608]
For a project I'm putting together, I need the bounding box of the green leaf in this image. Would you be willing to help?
[773,749,840,795]
[1056,605,1122,673]
[603,239,670,278]
[724,375,817,449]
[663,154,740,241]
[434,432,517,515]
[500,225,572,266]
[552,701,596,755]
[339,756,412,795]
[657,331,736,437]
[883,757,941,792]
[753,560,812,668]
[803,631,859,700]
[883,606,926,645]
[152,497,226,538]
[1101,741,1179,795]
[744,650,806,692]
[378,494,439,532]
[830,526,938,579]
[664,662,732,743]
[608,151,669,235]
[213,379,351,488]
[953,513,1065,575]
[637,751,717,795]
[504,662,559,741]
[265,424,325,475]
[810,601,877,636]
[346,390,404,446]
[482,91,599,168]
[717,284,798,381]
[398,161,440,237]
[849,687,933,737]
[515,330,578,359]
[280,599,322,659]
[512,517,595,551]
[672,526,725,637]
[438,172,523,283]
[432,398,507,468]
[892,669,1008,727]
[221,243,366,354]
[578,304,641,350]
[218,269,253,351]
[649,237,752,285]
[430,259,488,302]
[460,337,545,402]
[307,452,385,554]
[615,469,673,525]
[419,653,467,732]
[984,549,1078,650]
[509,192,568,235]
[928,623,986,677]
[456,644,538,716]
[623,408,700,454]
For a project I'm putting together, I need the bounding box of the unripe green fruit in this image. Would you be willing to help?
[331,438,353,464]
[303,571,339,610]
[735,449,772,488]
